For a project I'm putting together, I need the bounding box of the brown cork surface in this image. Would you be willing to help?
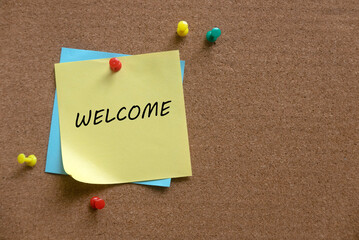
[1,0,358,239]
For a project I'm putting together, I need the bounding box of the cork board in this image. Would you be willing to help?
[1,0,358,239]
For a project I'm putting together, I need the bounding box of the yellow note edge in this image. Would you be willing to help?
[55,50,192,184]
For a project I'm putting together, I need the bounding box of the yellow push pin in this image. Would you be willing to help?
[177,21,189,37]
[17,154,37,167]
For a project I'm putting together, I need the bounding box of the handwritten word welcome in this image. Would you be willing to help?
[75,101,172,128]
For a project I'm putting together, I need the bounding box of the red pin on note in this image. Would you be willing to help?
[109,57,122,72]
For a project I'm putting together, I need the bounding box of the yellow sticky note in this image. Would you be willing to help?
[55,50,192,184]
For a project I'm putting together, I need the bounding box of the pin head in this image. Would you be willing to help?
[17,153,26,164]
[211,28,221,38]
[90,196,105,209]
[177,21,189,37]
[17,153,37,167]
[206,27,221,42]
[109,58,122,72]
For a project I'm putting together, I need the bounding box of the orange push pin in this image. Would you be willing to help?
[109,58,122,72]
[90,196,105,210]
[17,153,37,167]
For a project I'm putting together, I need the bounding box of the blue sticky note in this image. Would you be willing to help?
[45,48,185,187]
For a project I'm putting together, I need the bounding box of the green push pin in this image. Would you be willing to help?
[206,27,221,43]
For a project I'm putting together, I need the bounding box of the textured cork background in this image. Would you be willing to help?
[1,0,358,239]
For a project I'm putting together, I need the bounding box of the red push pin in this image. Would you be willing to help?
[109,57,122,72]
[90,196,105,210]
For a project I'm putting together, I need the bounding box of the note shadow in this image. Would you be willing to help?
[171,177,191,184]
[56,175,115,202]
[138,183,170,195]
